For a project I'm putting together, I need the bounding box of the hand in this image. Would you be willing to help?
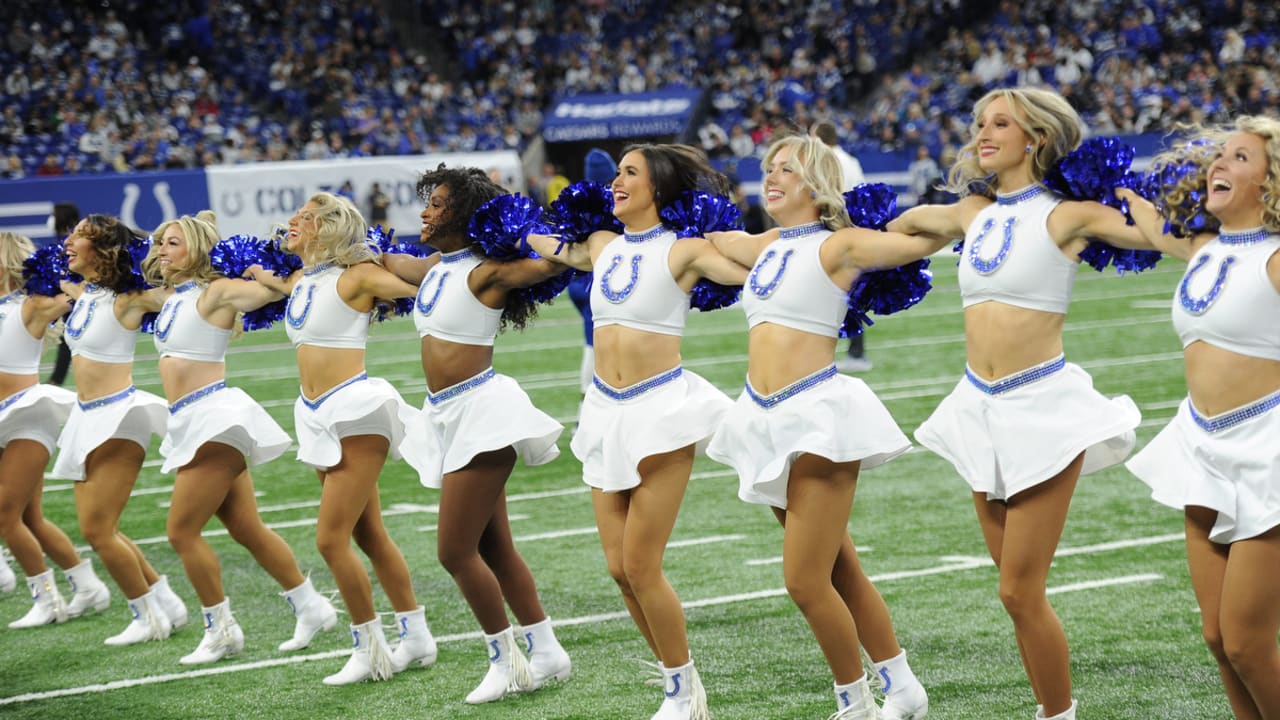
[243,264,272,281]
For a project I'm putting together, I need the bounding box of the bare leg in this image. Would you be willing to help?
[1218,525,1280,716]
[75,439,158,598]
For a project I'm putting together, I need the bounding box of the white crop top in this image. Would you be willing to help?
[1172,229,1280,361]
[0,292,44,374]
[590,226,690,336]
[64,284,138,363]
[413,249,502,346]
[959,185,1077,314]
[153,281,231,362]
[284,264,369,349]
[743,223,847,337]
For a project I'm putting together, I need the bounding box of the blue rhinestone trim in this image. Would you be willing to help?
[778,222,826,240]
[1218,228,1272,246]
[169,380,227,414]
[285,283,316,329]
[624,225,666,243]
[593,366,683,401]
[427,367,496,406]
[173,280,200,293]
[967,216,1016,275]
[965,356,1066,395]
[64,293,99,340]
[0,387,32,414]
[303,262,336,277]
[996,185,1046,206]
[0,290,21,306]
[1178,253,1236,315]
[748,248,795,299]
[300,372,368,411]
[599,254,641,303]
[153,296,182,340]
[1189,388,1280,433]
[78,385,136,411]
[440,248,477,264]
[745,365,838,409]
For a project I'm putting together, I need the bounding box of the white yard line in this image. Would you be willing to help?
[0,532,1180,705]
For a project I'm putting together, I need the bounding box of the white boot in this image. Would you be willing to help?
[521,617,572,688]
[278,576,338,651]
[8,570,70,628]
[179,598,246,664]
[64,558,111,617]
[323,619,394,685]
[1035,700,1077,720]
[104,591,172,646]
[150,575,188,629]
[873,650,928,720]
[831,676,881,719]
[465,626,534,704]
[0,552,15,593]
[389,605,437,672]
[651,660,710,720]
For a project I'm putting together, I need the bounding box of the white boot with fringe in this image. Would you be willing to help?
[323,619,394,685]
[8,570,70,628]
[180,598,246,664]
[64,558,111,617]
[389,605,438,672]
[278,576,338,651]
[104,590,172,646]
[465,626,534,704]
[651,659,710,720]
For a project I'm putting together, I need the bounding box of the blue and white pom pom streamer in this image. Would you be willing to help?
[210,233,303,330]
[659,190,744,311]
[467,193,572,308]
[841,184,933,336]
[22,244,76,296]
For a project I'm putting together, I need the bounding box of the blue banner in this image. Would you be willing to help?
[543,90,704,143]
[0,170,209,244]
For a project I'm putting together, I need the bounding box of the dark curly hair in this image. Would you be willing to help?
[415,164,541,331]
[80,214,145,294]
[621,143,731,218]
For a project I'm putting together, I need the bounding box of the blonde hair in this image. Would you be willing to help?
[1148,115,1280,236]
[761,135,853,229]
[1,231,36,291]
[944,87,1084,197]
[292,192,380,267]
[143,210,222,286]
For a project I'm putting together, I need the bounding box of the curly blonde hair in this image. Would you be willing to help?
[142,210,222,286]
[288,192,381,268]
[943,87,1084,197]
[762,135,853,230]
[1147,115,1280,237]
[1,231,35,291]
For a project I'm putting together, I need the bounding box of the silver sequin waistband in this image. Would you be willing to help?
[79,385,136,411]
[965,355,1065,395]
[1189,388,1280,433]
[427,368,496,406]
[745,365,838,409]
[301,372,368,411]
[169,380,228,415]
[593,366,683,401]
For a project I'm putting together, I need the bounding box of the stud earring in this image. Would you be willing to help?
[1025,144,1034,154]
[811,191,817,199]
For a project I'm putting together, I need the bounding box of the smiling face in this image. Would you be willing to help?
[762,144,820,227]
[419,183,458,248]
[973,95,1036,187]
[286,201,320,260]
[64,219,98,278]
[1206,131,1268,229]
[611,150,659,229]
[154,224,190,281]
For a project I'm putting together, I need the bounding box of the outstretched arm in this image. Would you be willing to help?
[844,228,952,271]
[204,276,287,314]
[1115,188,1197,261]
[886,195,990,239]
[244,265,300,295]
[685,237,751,286]
[526,230,616,271]
[381,252,438,285]
[345,261,421,301]
[705,228,779,268]
[479,257,572,292]
[1049,199,1154,252]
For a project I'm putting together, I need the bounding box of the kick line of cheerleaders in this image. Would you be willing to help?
[1,86,1277,720]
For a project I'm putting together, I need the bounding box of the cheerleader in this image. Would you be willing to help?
[246,192,434,685]
[885,87,1151,720]
[0,232,111,628]
[142,211,337,664]
[707,135,932,720]
[1122,116,1280,719]
[527,144,749,720]
[49,214,188,645]
[382,166,571,704]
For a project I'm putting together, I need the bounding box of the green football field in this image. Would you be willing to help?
[0,257,1233,719]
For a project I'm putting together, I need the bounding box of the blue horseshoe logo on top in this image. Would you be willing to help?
[416,270,450,316]
[599,254,642,303]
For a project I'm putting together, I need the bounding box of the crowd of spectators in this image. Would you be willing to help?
[0,0,1276,181]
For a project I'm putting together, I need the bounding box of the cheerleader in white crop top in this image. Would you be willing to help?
[1121,117,1280,719]
[706,135,929,719]
[0,233,112,632]
[886,88,1156,720]
[144,211,336,666]
[51,214,187,648]
[247,192,432,686]
[527,144,749,719]
[383,166,571,703]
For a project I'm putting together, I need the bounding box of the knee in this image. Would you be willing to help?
[78,515,113,549]
[1200,623,1229,664]
[997,578,1044,620]
[1220,627,1265,675]
[166,520,199,553]
[783,567,825,612]
[621,553,661,595]
[436,539,476,577]
[315,530,350,563]
[223,516,267,548]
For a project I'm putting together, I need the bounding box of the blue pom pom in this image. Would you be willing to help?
[657,191,745,312]
[367,224,430,258]
[21,244,74,296]
[843,259,933,336]
[843,184,900,230]
[124,235,153,293]
[468,193,552,261]
[1044,138,1162,274]
[208,234,303,330]
[546,182,623,246]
